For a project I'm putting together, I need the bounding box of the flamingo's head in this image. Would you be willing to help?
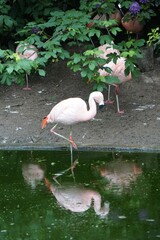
[41,116,48,129]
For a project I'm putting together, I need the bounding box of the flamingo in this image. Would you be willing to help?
[99,160,142,193]
[16,44,38,90]
[98,44,132,113]
[22,163,44,189]
[41,91,105,163]
[45,178,109,217]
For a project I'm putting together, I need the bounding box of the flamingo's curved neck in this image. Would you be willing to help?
[86,95,97,121]
[92,193,109,216]
[92,193,102,214]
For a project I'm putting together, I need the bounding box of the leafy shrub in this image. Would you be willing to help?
[0,0,158,90]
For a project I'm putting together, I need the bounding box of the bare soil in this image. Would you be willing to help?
[0,58,160,151]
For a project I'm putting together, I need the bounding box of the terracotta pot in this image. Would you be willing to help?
[86,9,122,29]
[109,9,122,25]
[86,14,106,28]
[121,16,144,33]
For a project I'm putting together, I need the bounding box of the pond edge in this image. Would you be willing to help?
[0,144,160,153]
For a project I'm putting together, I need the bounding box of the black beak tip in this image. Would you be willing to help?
[99,104,106,111]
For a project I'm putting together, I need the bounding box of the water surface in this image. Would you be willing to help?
[0,150,160,240]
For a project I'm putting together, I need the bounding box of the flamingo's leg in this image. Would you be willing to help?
[69,131,78,150]
[115,85,124,114]
[105,85,114,104]
[50,124,77,149]
[52,159,78,183]
[69,129,78,179]
[69,134,73,165]
[23,72,31,90]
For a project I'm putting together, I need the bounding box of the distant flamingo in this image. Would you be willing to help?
[42,91,105,153]
[22,163,44,189]
[16,44,38,90]
[99,160,142,193]
[45,178,109,217]
[98,44,132,113]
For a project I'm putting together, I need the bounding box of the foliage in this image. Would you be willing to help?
[147,27,160,55]
[122,0,156,24]
[147,27,160,46]
[0,0,159,90]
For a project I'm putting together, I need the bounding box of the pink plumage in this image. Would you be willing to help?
[16,44,38,90]
[42,91,105,148]
[98,44,132,113]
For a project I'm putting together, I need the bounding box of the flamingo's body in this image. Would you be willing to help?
[98,44,132,113]
[98,57,132,83]
[16,44,38,90]
[98,43,120,59]
[45,178,109,217]
[42,91,104,149]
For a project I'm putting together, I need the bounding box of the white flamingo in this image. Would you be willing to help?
[41,91,104,149]
[45,178,109,217]
[41,91,104,168]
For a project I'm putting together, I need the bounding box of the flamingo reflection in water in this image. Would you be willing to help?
[99,158,142,193]
[22,163,45,189]
[45,178,109,218]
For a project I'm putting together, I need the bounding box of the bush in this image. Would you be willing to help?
[0,0,159,89]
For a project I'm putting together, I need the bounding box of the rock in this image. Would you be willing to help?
[137,46,154,72]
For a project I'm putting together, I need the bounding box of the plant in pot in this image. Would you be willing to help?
[121,0,156,35]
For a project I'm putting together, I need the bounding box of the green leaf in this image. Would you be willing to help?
[110,27,121,36]
[89,61,96,71]
[88,29,100,38]
[96,85,104,92]
[4,16,13,28]
[0,15,4,27]
[99,35,113,45]
[73,54,81,64]
[105,76,120,84]
[81,70,87,78]
[0,63,4,73]
[38,69,46,76]
[6,77,12,85]
[6,65,14,74]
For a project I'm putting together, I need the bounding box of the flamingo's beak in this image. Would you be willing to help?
[99,104,105,111]
[41,116,48,129]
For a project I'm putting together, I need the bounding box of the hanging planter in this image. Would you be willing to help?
[86,9,122,29]
[121,13,144,33]
[109,9,122,26]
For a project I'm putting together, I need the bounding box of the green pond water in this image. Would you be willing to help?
[0,150,160,240]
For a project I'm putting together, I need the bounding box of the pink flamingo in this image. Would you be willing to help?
[16,44,38,90]
[100,160,142,193]
[45,178,109,217]
[98,44,132,113]
[41,91,104,162]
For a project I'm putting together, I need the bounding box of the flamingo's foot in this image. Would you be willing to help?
[23,87,31,90]
[69,135,78,149]
[117,109,124,114]
[105,100,114,104]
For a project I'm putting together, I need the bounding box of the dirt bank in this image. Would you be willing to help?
[0,59,160,151]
